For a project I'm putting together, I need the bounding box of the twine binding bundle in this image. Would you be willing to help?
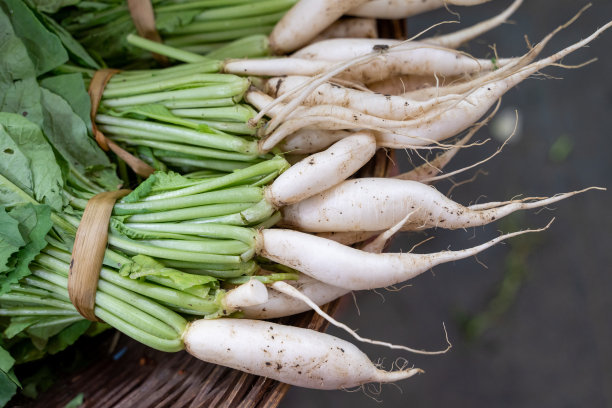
[127,0,169,65]
[68,189,131,322]
[88,69,156,178]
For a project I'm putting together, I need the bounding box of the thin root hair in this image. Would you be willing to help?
[446,169,488,196]
[409,236,436,253]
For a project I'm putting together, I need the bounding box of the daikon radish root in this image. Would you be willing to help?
[265,132,376,206]
[264,75,464,121]
[184,319,423,389]
[281,178,603,232]
[258,223,549,290]
[224,40,514,84]
[290,38,510,80]
[269,0,369,54]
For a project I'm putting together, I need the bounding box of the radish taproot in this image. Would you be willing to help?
[281,178,603,232]
[259,224,549,290]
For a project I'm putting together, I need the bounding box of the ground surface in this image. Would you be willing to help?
[283,1,612,407]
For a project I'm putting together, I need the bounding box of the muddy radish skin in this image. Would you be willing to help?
[183,319,421,389]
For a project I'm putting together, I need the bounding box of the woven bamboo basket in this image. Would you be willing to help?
[19,19,405,408]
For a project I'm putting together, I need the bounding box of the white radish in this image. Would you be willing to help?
[280,129,354,154]
[222,279,269,310]
[368,74,457,95]
[359,211,416,253]
[315,230,382,246]
[292,38,509,79]
[241,274,349,319]
[183,319,422,389]
[310,18,378,44]
[325,22,611,149]
[265,132,377,206]
[269,0,369,54]
[347,0,493,19]
[223,58,331,77]
[225,43,510,84]
[265,75,463,121]
[258,225,547,290]
[281,178,602,232]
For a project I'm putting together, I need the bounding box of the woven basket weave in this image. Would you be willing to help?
[23,19,405,408]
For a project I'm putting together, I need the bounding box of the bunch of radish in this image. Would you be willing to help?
[94,0,611,390]
[2,0,609,397]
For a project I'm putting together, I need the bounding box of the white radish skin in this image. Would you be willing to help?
[310,18,378,43]
[359,211,415,253]
[244,88,288,117]
[282,178,601,232]
[223,58,331,77]
[368,74,460,95]
[292,38,509,81]
[225,47,510,84]
[280,129,353,154]
[222,279,269,310]
[269,0,369,54]
[241,274,349,319]
[259,102,463,152]
[316,231,381,245]
[266,76,462,121]
[183,319,421,389]
[258,227,541,290]
[347,0,492,19]
[266,133,376,206]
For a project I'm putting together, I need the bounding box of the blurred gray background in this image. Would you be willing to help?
[283,1,612,406]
